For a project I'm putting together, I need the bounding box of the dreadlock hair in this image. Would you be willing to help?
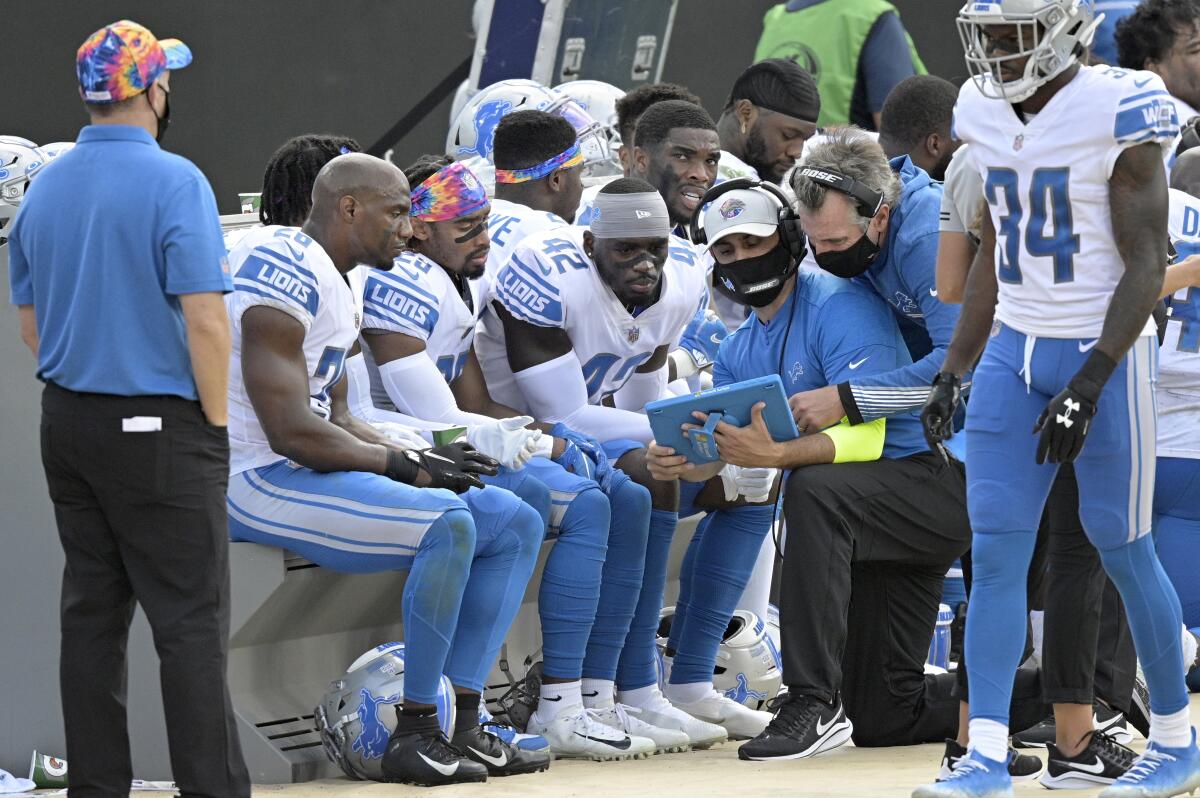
[403,154,454,189]
[615,83,702,146]
[634,100,717,150]
[598,176,658,195]
[493,110,578,170]
[722,58,820,122]
[260,134,361,226]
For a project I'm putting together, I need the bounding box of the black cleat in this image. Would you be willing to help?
[1125,673,1150,738]
[1040,728,1137,789]
[737,692,853,761]
[451,722,552,777]
[381,713,488,787]
[937,739,1043,782]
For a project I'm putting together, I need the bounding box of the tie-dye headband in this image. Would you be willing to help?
[410,161,489,221]
[494,142,584,184]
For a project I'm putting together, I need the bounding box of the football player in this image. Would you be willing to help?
[223,153,548,786]
[353,149,695,757]
[477,179,734,744]
[918,2,1200,796]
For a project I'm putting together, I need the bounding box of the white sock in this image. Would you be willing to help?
[535,680,581,720]
[581,678,614,708]
[1149,707,1192,749]
[616,684,656,708]
[663,680,712,705]
[967,718,1009,763]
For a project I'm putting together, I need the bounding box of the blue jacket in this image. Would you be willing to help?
[839,155,966,423]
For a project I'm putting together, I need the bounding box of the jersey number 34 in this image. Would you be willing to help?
[985,167,1080,285]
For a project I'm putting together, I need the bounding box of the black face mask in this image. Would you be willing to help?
[713,242,797,308]
[814,230,880,279]
[148,86,171,144]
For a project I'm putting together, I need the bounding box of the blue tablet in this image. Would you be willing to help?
[646,375,800,464]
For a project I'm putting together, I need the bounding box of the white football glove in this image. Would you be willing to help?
[720,464,778,504]
[373,422,431,451]
[466,416,540,470]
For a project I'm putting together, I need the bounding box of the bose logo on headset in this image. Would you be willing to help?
[796,167,842,183]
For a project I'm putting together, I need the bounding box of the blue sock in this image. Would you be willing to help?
[965,529,1038,724]
[669,504,775,685]
[444,489,543,691]
[582,471,651,681]
[1099,535,1189,715]
[616,508,679,691]
[540,485,609,679]
[402,508,476,704]
[667,514,711,654]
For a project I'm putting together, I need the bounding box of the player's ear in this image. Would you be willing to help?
[408,218,431,242]
[618,144,630,174]
[582,230,595,259]
[338,195,357,223]
[870,203,891,237]
[736,99,758,133]
[546,170,562,193]
[633,145,650,176]
[924,131,943,159]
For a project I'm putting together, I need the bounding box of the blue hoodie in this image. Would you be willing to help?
[838,155,966,424]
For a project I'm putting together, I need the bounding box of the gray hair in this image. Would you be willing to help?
[791,128,901,230]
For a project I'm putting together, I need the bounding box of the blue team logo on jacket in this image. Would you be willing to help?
[458,99,513,159]
[351,688,399,760]
[723,673,767,705]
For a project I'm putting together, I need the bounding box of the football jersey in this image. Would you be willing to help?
[225,226,361,474]
[351,250,485,389]
[953,65,1179,338]
[1161,188,1200,458]
[477,226,710,408]
[486,197,569,274]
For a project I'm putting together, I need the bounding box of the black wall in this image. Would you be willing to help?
[4,1,965,214]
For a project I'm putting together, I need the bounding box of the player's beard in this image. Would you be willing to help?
[743,125,782,183]
[461,245,489,279]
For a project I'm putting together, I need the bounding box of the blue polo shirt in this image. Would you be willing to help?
[714,270,926,460]
[8,125,230,399]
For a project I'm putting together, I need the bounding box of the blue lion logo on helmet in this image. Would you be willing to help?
[723,672,767,705]
[459,98,513,159]
[351,688,399,760]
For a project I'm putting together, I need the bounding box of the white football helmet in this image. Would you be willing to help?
[656,607,783,711]
[314,642,456,781]
[0,136,49,256]
[958,0,1101,103]
[554,80,625,177]
[446,79,610,170]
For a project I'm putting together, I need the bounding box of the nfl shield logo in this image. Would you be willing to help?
[1013,134,1024,151]
[626,326,640,343]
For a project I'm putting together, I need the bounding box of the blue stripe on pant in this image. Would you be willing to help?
[227,460,540,702]
[484,457,609,679]
[963,326,1187,724]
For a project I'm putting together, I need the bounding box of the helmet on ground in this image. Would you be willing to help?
[446,79,610,171]
[314,642,456,781]
[554,79,625,177]
[657,607,783,711]
[957,0,1100,103]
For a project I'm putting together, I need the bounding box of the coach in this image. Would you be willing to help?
[7,21,250,797]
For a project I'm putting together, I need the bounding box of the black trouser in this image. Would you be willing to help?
[777,452,1050,746]
[956,466,1137,718]
[40,383,250,798]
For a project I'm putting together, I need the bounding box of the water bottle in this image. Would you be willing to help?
[928,603,953,670]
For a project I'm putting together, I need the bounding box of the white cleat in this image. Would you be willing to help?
[526,704,655,761]
[670,689,772,740]
[624,688,728,749]
[590,702,692,754]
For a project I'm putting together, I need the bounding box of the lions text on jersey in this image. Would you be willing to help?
[1163,188,1200,459]
[353,250,485,389]
[225,225,360,474]
[953,65,1179,338]
[477,226,710,409]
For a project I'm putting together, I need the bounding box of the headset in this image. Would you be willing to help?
[688,177,806,262]
[792,165,884,219]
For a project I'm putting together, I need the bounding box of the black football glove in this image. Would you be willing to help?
[921,372,963,455]
[385,443,500,493]
[1033,351,1115,465]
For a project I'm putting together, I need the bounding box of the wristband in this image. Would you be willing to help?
[1069,350,1118,402]
[384,447,420,484]
[532,434,555,459]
